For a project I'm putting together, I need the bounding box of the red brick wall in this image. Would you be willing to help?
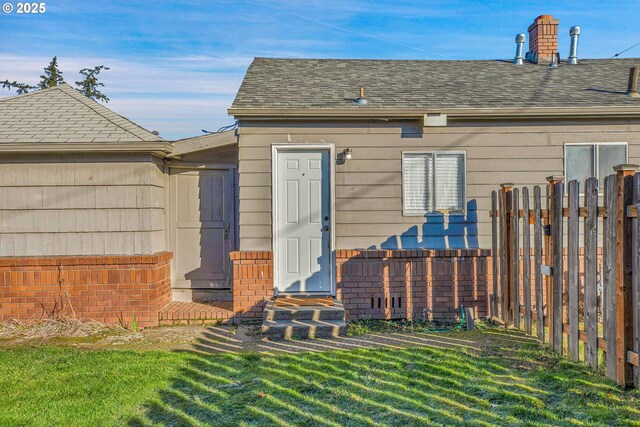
[336,249,490,321]
[230,251,273,320]
[0,252,172,328]
[229,249,491,322]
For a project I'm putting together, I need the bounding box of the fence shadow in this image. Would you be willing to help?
[126,328,635,426]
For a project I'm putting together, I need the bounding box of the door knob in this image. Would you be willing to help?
[323,226,329,231]
[324,216,329,221]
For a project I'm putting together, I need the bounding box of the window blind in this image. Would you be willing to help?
[402,152,465,215]
[435,153,464,211]
[402,153,434,214]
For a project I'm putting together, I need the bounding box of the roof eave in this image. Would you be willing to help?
[169,129,238,157]
[228,106,640,120]
[0,141,174,157]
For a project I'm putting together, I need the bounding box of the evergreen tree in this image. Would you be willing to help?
[2,57,110,102]
[0,80,37,94]
[75,65,110,103]
[38,56,65,89]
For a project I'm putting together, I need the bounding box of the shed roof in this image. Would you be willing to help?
[230,58,640,114]
[0,83,163,143]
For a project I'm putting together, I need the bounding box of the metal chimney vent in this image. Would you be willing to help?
[354,87,368,105]
[568,26,580,65]
[514,34,525,64]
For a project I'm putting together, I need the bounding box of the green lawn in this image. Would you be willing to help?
[0,331,639,426]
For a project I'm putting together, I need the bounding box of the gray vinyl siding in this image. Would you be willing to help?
[0,153,166,256]
[237,119,640,251]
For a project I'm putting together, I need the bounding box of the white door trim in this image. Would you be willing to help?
[271,144,336,296]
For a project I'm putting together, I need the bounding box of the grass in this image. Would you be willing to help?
[348,318,464,335]
[0,330,639,426]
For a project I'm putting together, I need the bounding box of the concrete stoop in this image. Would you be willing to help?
[261,298,347,340]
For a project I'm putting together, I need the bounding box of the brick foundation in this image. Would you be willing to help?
[0,252,172,328]
[230,251,273,320]
[230,249,491,322]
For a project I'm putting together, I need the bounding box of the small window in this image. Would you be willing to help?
[402,151,465,215]
[565,143,627,186]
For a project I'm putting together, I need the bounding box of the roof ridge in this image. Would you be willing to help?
[56,84,163,142]
[0,83,67,103]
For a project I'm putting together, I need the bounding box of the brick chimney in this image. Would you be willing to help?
[527,15,559,64]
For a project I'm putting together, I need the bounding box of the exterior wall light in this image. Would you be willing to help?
[343,148,353,160]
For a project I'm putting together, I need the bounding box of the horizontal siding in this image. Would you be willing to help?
[0,156,166,256]
[238,121,640,251]
[0,231,164,257]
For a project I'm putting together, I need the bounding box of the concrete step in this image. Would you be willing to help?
[261,319,347,340]
[263,299,345,321]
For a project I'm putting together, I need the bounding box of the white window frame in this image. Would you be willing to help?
[564,142,628,186]
[401,150,467,216]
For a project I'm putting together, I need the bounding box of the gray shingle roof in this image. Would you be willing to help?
[0,83,163,143]
[231,58,640,111]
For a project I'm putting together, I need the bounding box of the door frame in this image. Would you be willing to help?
[271,144,336,296]
[167,163,237,290]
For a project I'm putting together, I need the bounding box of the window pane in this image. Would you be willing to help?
[565,145,594,187]
[435,153,464,211]
[403,153,433,214]
[598,144,627,184]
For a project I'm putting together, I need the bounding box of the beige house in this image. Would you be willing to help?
[1,14,640,327]
[0,83,239,326]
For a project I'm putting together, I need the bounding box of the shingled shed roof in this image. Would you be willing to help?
[230,58,640,114]
[0,83,164,143]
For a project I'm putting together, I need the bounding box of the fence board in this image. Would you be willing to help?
[546,182,554,347]
[584,177,598,370]
[513,188,520,329]
[604,174,618,382]
[617,168,636,387]
[522,187,532,335]
[491,191,498,319]
[534,186,544,343]
[568,180,580,362]
[499,189,506,323]
[634,175,640,389]
[552,181,564,355]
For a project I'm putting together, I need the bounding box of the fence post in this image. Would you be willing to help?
[512,187,521,329]
[491,191,498,319]
[500,183,514,325]
[614,164,638,387]
[545,176,564,347]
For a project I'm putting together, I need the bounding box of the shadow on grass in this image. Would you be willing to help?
[128,329,640,426]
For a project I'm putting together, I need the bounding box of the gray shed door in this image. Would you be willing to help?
[172,169,234,289]
[275,149,331,293]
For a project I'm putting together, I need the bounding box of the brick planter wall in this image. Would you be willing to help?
[230,251,273,320]
[336,249,490,321]
[0,252,172,328]
[229,249,491,322]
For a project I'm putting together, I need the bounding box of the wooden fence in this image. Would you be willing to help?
[490,164,640,389]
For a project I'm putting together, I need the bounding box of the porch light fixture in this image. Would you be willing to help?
[343,148,353,160]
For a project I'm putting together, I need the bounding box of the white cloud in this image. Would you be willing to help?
[0,54,243,139]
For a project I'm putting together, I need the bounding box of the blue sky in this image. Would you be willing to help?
[1,0,639,139]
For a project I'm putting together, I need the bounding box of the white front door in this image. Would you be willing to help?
[275,148,332,293]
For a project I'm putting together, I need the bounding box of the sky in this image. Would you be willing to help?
[1,0,639,140]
